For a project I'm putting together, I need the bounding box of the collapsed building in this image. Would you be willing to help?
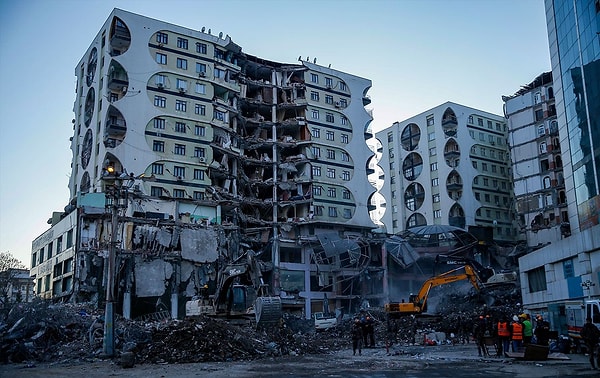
[29,8,384,321]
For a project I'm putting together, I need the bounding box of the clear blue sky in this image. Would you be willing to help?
[0,0,550,267]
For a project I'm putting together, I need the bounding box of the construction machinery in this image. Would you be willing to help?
[385,255,516,317]
[186,250,282,327]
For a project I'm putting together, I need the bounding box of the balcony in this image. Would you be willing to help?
[106,118,126,135]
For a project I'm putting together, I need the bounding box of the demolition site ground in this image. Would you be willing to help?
[1,298,598,377]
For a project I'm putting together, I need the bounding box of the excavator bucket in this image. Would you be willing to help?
[254,296,282,328]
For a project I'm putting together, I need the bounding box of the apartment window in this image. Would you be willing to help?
[431,178,439,187]
[339,98,347,108]
[151,163,164,175]
[195,104,206,115]
[151,186,163,197]
[156,53,167,64]
[341,152,349,162]
[391,190,396,199]
[497,137,503,145]
[194,169,205,180]
[427,117,434,126]
[475,192,481,201]
[341,116,348,126]
[311,91,319,101]
[214,68,225,79]
[491,165,497,173]
[312,166,321,176]
[428,132,435,141]
[174,166,185,179]
[500,167,505,175]
[214,49,225,59]
[311,110,319,119]
[177,37,188,49]
[479,132,484,141]
[484,194,490,202]
[153,140,164,152]
[528,267,547,292]
[176,58,188,70]
[469,130,475,138]
[325,95,333,104]
[195,125,206,136]
[312,146,321,157]
[434,209,442,218]
[563,259,575,278]
[175,100,187,112]
[326,131,334,141]
[173,189,185,198]
[328,207,337,217]
[310,73,318,83]
[472,161,477,169]
[327,168,336,178]
[342,171,350,181]
[154,96,166,108]
[343,209,352,219]
[496,122,501,131]
[47,242,53,259]
[155,74,166,87]
[492,179,498,188]
[480,147,486,156]
[315,206,323,216]
[387,132,393,142]
[56,236,62,253]
[196,42,207,54]
[537,125,545,136]
[477,118,483,126]
[474,177,479,185]
[339,82,346,91]
[430,162,437,171]
[327,149,335,159]
[156,32,168,44]
[175,122,186,133]
[429,147,436,156]
[326,113,334,123]
[327,187,336,198]
[195,83,206,94]
[343,189,351,199]
[193,191,205,200]
[486,209,491,217]
[196,62,207,75]
[433,193,440,203]
[174,143,186,155]
[313,186,322,196]
[154,118,165,129]
[481,163,488,171]
[312,128,320,138]
[324,77,333,88]
[487,120,493,129]
[194,147,205,158]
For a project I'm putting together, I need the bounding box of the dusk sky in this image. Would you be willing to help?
[0,0,550,267]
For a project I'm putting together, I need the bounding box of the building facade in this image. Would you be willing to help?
[375,102,516,243]
[514,0,600,330]
[31,8,382,319]
[503,72,570,250]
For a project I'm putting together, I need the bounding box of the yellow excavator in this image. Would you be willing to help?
[385,264,483,317]
[186,251,282,327]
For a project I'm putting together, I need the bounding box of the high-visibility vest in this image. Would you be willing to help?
[511,323,523,340]
[498,322,510,337]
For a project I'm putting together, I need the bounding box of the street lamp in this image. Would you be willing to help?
[581,279,595,300]
[101,171,130,357]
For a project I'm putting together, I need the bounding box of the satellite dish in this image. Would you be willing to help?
[201,27,205,32]
[219,32,223,39]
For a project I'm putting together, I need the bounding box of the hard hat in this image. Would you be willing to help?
[513,315,519,322]
[519,313,526,318]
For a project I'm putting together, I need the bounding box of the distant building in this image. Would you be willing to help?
[375,102,516,243]
[0,268,35,307]
[511,0,600,329]
[30,8,382,319]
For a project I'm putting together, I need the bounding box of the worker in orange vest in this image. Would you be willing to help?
[510,315,523,352]
[497,316,511,356]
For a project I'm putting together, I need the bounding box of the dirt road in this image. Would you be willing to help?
[1,344,596,377]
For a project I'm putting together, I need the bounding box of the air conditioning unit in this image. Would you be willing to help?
[198,157,207,163]
[157,82,164,89]
[334,102,341,108]
[198,72,205,77]
[121,86,128,94]
[178,87,186,93]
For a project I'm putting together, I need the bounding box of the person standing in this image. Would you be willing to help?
[352,318,363,356]
[534,314,550,346]
[497,316,511,356]
[364,315,375,347]
[510,315,523,352]
[473,316,489,357]
[580,317,600,370]
[522,313,533,345]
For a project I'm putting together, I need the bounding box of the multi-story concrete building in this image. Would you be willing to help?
[0,268,35,308]
[375,102,516,242]
[30,8,382,319]
[504,72,569,251]
[514,0,600,329]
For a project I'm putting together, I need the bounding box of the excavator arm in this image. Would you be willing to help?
[385,264,482,316]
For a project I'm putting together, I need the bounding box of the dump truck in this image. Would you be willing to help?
[185,250,281,327]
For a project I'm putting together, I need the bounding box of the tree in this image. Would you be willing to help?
[0,251,27,310]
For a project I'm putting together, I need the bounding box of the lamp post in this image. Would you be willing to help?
[102,170,129,357]
[582,279,595,301]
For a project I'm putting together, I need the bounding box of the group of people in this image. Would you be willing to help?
[472,312,551,357]
[351,311,376,355]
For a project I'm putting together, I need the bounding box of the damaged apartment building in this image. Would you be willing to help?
[29,8,383,320]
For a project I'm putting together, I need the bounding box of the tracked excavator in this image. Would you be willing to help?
[384,256,516,317]
[185,250,282,328]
